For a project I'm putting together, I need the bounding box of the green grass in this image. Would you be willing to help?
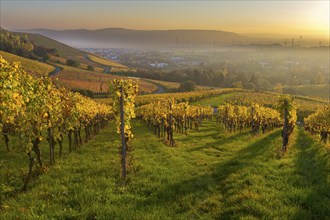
[144,79,214,92]
[0,120,329,219]
[87,54,129,69]
[0,51,55,75]
[193,93,235,106]
[16,33,84,57]
[286,84,330,100]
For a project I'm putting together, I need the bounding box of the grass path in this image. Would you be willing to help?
[0,120,329,219]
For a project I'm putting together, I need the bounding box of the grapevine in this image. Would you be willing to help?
[137,98,213,146]
[277,95,297,151]
[304,107,330,144]
[109,79,138,179]
[217,103,282,134]
[0,56,112,190]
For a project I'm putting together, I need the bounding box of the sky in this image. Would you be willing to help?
[1,0,329,39]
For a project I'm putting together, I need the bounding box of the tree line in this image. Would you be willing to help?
[0,28,58,61]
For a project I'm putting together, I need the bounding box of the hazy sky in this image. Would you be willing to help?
[1,1,329,38]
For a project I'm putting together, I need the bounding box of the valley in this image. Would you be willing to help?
[1,2,329,218]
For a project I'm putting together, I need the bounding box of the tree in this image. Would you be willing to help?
[211,72,224,87]
[0,29,34,58]
[48,48,58,56]
[244,82,255,90]
[249,75,259,88]
[43,53,51,62]
[232,81,243,89]
[274,83,283,93]
[87,65,95,71]
[66,59,80,67]
[179,80,197,92]
[222,67,228,77]
[315,72,325,84]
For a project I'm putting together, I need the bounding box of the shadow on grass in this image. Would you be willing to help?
[134,129,281,216]
[187,130,251,152]
[177,120,252,149]
[293,128,330,219]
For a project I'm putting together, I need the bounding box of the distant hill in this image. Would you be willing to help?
[1,28,131,70]
[15,28,248,48]
[1,27,83,60]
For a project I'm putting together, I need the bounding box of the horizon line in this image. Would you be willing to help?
[4,26,329,40]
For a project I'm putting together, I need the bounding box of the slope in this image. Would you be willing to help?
[50,62,156,94]
[86,54,131,72]
[0,120,328,219]
[0,50,55,75]
[1,29,158,94]
[15,32,84,57]
[14,31,136,73]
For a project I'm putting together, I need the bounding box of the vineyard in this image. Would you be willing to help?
[0,51,55,75]
[97,88,243,106]
[195,90,329,121]
[1,57,329,218]
[87,54,131,72]
[145,79,213,91]
[47,61,157,94]
[304,107,330,143]
[0,57,112,190]
[216,103,282,134]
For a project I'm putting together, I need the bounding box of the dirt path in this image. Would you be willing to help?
[48,65,62,76]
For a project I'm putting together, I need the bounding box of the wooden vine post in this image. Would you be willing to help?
[1,56,112,191]
[119,85,127,178]
[278,95,296,152]
[169,99,174,147]
[109,79,138,181]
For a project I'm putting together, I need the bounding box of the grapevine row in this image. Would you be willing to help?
[137,98,213,146]
[98,88,242,106]
[216,96,297,151]
[0,56,112,190]
[225,91,327,122]
[216,103,282,134]
[109,79,138,180]
[304,107,330,143]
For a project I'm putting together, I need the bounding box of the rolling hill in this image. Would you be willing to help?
[52,62,156,94]
[16,31,135,72]
[0,27,133,72]
[0,50,157,94]
[15,32,84,57]
[9,29,130,72]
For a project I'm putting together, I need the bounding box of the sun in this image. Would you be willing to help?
[307,1,329,36]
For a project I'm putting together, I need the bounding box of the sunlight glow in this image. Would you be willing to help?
[306,1,330,36]
[0,1,329,39]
